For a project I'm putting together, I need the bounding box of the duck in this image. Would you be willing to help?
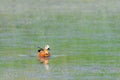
[37,45,50,57]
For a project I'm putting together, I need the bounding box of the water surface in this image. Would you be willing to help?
[0,0,120,80]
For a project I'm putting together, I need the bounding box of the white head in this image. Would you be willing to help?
[45,45,50,50]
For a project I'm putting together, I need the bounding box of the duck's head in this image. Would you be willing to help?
[45,45,50,50]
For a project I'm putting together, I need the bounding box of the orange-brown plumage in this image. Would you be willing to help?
[37,49,50,57]
[37,45,50,64]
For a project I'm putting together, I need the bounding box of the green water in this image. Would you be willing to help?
[0,0,120,80]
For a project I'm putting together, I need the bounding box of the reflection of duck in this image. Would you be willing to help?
[38,57,50,64]
[37,45,50,64]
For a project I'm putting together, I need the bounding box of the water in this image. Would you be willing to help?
[0,0,120,80]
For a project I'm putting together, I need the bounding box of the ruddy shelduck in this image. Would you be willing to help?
[37,45,50,64]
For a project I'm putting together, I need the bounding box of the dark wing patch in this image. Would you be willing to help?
[38,48,44,52]
[48,48,50,50]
